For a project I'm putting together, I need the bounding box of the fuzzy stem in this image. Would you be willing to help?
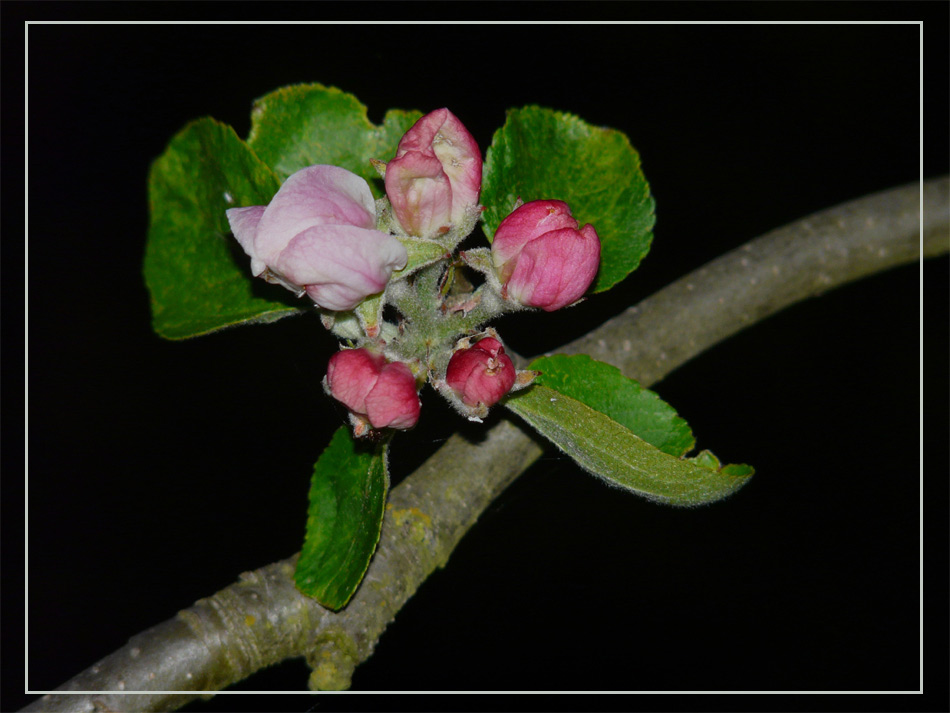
[24,177,948,711]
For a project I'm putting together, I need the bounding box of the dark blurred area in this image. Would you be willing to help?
[11,14,948,711]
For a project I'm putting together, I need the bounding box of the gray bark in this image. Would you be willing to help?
[24,176,949,712]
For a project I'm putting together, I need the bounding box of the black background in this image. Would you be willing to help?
[7,6,949,712]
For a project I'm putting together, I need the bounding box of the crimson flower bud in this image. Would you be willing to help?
[491,200,600,312]
[384,108,482,238]
[326,348,420,430]
[445,337,516,408]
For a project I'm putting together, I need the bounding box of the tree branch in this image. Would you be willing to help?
[25,176,948,711]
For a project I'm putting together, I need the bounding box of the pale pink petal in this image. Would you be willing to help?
[385,151,452,237]
[303,283,372,313]
[396,109,481,178]
[274,225,408,311]
[394,108,447,156]
[429,110,482,223]
[254,165,377,264]
[226,205,266,273]
[389,109,482,234]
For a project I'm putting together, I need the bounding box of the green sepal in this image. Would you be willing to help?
[354,293,383,338]
[144,118,301,340]
[391,237,451,282]
[294,427,390,610]
[481,106,656,293]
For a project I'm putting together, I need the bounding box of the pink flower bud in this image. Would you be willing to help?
[384,108,482,238]
[227,165,408,312]
[445,337,516,408]
[491,200,600,312]
[326,349,420,430]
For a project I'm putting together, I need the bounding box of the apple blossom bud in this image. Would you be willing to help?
[491,200,600,312]
[384,108,482,238]
[326,348,420,430]
[445,337,516,408]
[227,165,408,312]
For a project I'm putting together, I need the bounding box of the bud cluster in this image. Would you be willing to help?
[227,108,602,436]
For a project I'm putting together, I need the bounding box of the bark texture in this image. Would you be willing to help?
[24,177,948,711]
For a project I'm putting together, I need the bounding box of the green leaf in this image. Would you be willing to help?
[481,106,656,293]
[144,118,302,340]
[528,354,694,457]
[505,384,753,507]
[295,427,390,610]
[246,83,422,196]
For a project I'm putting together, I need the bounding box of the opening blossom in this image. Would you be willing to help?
[221,110,597,438]
[227,164,408,312]
[491,199,601,312]
[445,337,516,408]
[325,348,421,431]
[384,108,482,239]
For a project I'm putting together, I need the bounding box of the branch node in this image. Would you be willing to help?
[305,627,359,691]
